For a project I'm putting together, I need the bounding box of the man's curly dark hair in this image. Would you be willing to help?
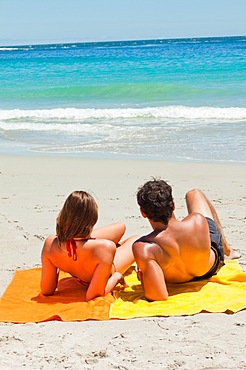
[137,179,174,225]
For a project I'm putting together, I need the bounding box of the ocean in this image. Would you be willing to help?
[0,36,245,163]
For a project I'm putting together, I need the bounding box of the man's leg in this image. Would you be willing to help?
[185,189,240,259]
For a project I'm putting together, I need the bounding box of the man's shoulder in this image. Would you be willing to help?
[133,234,156,246]
[133,234,169,257]
[182,212,207,225]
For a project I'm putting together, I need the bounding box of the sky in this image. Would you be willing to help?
[0,0,245,46]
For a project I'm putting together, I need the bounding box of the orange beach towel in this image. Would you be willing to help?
[0,260,245,323]
[0,269,114,323]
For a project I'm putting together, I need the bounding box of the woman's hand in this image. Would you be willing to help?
[104,272,128,294]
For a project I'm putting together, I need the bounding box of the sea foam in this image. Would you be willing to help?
[1,106,246,127]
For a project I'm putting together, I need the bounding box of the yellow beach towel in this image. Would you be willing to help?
[0,260,245,323]
[111,260,246,319]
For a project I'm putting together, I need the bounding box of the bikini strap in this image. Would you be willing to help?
[66,237,96,261]
[66,239,77,261]
[73,237,96,241]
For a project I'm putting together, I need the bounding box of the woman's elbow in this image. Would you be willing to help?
[41,287,55,296]
[41,289,55,296]
[40,282,56,296]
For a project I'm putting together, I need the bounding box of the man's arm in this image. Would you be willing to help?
[132,240,168,301]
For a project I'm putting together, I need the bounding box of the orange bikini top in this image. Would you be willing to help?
[66,237,96,261]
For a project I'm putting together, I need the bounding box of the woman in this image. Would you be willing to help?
[41,191,137,301]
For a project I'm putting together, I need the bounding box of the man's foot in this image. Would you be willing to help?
[224,247,241,260]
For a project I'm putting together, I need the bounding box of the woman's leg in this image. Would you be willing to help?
[113,235,139,274]
[92,222,126,244]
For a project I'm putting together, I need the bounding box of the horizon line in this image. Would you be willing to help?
[0,34,245,48]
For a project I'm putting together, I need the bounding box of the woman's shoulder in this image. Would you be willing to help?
[89,238,116,255]
[91,238,115,247]
[42,235,58,253]
[45,234,57,242]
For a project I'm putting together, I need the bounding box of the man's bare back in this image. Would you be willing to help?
[133,179,239,301]
[135,213,215,284]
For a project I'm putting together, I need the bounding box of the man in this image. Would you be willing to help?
[132,179,240,301]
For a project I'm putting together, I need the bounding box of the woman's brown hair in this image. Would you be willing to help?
[56,191,98,245]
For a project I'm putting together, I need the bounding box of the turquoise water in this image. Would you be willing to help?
[0,36,245,162]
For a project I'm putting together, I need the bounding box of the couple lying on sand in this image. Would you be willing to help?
[41,179,240,302]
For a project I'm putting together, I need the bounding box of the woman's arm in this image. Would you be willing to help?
[85,241,117,301]
[104,272,127,294]
[40,237,59,295]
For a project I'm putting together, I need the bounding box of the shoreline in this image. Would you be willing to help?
[1,154,246,368]
[1,150,246,165]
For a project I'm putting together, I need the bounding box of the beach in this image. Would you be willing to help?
[1,35,246,369]
[0,154,246,369]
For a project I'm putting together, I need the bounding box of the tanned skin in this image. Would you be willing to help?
[133,187,240,301]
[41,223,137,301]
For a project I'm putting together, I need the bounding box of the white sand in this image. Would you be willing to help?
[0,155,246,369]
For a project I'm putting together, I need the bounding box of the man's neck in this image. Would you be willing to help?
[148,213,176,232]
[148,220,167,232]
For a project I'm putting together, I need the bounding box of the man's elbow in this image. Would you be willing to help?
[145,292,168,302]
